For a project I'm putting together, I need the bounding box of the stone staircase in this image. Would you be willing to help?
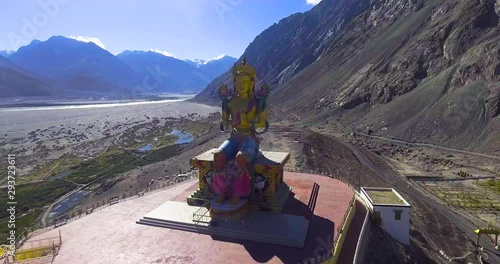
[187,189,210,206]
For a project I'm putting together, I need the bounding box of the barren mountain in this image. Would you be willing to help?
[0,56,53,98]
[117,51,208,94]
[195,0,500,154]
[195,0,372,102]
[9,36,139,97]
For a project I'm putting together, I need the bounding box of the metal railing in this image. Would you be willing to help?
[333,196,356,254]
[193,201,211,225]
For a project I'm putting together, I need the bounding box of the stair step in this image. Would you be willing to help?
[137,201,308,248]
[190,197,208,202]
[187,198,209,206]
[136,220,211,235]
[138,218,209,229]
[137,219,303,247]
[136,217,307,248]
[143,216,199,226]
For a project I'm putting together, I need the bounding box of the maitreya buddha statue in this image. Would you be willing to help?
[212,56,269,207]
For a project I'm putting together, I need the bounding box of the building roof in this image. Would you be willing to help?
[361,187,410,207]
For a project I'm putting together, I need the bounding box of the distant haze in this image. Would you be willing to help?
[0,36,237,98]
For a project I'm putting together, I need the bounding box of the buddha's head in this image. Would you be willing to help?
[234,75,253,96]
[232,56,254,97]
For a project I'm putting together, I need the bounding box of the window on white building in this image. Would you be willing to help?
[394,210,402,220]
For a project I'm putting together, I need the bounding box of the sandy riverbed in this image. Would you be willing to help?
[0,100,218,177]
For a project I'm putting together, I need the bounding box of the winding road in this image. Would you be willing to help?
[357,133,500,161]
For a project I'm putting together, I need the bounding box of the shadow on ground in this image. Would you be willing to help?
[211,193,334,263]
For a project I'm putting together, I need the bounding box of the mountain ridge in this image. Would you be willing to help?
[116,51,236,94]
[2,37,236,98]
[194,0,500,154]
[194,0,373,102]
[9,36,138,96]
[184,55,237,68]
[0,56,54,98]
[117,50,210,94]
[0,50,14,58]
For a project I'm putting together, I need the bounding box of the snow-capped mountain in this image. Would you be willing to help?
[185,55,237,69]
[185,55,237,80]
[185,59,207,68]
[117,50,212,93]
[0,36,236,98]
[0,50,15,58]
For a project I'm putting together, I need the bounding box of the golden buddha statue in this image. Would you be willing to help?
[212,57,268,207]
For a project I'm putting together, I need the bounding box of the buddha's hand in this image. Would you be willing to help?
[255,119,267,129]
[255,121,269,135]
[255,111,267,129]
[220,120,229,131]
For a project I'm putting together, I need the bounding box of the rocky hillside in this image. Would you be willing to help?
[195,0,372,101]
[195,0,500,154]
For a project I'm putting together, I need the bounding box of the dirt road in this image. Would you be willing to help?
[357,133,500,161]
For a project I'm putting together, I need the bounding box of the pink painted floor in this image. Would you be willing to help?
[26,172,353,264]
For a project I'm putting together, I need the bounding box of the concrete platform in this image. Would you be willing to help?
[137,201,310,248]
[25,172,354,264]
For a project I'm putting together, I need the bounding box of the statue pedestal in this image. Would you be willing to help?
[137,200,309,248]
[209,199,250,220]
[189,149,291,213]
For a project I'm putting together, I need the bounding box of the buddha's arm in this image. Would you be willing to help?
[218,84,231,131]
[221,104,230,129]
[256,108,267,128]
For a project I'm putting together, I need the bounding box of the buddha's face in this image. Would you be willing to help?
[234,76,252,96]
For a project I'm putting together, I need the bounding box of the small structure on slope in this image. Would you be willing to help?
[360,187,411,245]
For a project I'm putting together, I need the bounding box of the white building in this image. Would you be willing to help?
[360,187,411,245]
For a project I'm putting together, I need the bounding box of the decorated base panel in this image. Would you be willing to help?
[189,149,290,211]
[209,199,251,220]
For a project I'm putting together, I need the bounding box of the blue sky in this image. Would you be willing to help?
[0,0,321,60]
